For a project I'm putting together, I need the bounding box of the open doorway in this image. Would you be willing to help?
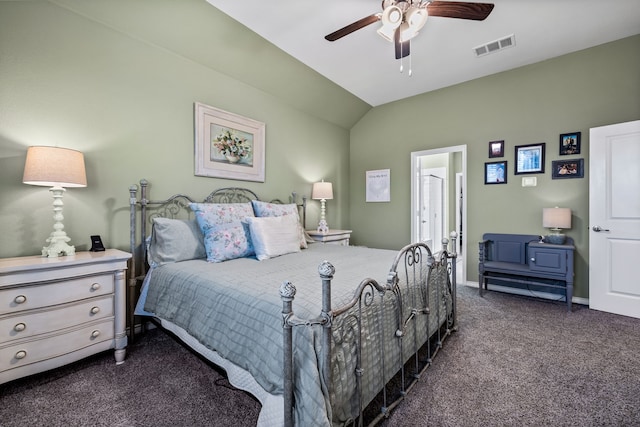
[411,145,467,284]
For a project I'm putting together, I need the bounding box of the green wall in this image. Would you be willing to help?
[0,0,369,259]
[1,1,638,301]
[349,34,640,298]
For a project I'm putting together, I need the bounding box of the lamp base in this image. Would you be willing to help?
[545,232,566,245]
[42,186,76,257]
[42,239,76,257]
[317,219,329,234]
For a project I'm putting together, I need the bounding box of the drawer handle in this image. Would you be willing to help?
[91,330,100,338]
[91,283,101,291]
[14,295,27,304]
[14,323,26,332]
[90,306,100,315]
[15,350,27,360]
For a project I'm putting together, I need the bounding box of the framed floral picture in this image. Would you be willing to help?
[194,102,265,182]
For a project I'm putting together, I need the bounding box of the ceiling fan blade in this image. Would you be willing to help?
[394,29,410,59]
[427,1,494,21]
[325,14,381,41]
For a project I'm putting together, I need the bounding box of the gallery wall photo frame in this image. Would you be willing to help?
[488,140,505,158]
[194,102,266,182]
[484,161,507,184]
[366,169,391,202]
[559,132,581,155]
[552,158,584,179]
[514,143,545,175]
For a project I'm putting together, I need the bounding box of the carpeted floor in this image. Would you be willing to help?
[1,285,639,426]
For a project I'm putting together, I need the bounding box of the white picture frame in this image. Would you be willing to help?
[194,102,265,182]
[366,169,391,202]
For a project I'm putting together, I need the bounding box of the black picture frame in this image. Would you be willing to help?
[552,158,584,179]
[485,161,508,184]
[515,143,545,175]
[488,140,504,158]
[559,132,581,155]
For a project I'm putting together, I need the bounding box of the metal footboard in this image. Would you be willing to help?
[281,233,458,426]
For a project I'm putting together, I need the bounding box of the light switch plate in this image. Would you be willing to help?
[522,177,537,187]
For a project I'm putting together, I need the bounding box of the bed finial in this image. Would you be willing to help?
[279,280,297,300]
[318,261,335,279]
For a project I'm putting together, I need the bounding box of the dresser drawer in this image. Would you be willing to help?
[0,274,114,315]
[0,295,114,343]
[0,319,115,372]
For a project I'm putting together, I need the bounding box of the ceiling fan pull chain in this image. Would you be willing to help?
[409,41,413,76]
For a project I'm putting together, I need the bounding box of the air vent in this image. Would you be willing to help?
[474,34,516,57]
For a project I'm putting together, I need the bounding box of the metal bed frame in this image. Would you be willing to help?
[127,179,457,426]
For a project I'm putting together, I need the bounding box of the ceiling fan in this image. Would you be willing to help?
[325,1,494,61]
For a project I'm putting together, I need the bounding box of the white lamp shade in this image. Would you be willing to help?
[23,146,87,188]
[312,181,333,200]
[543,207,571,229]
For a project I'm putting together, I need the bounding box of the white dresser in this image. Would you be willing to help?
[0,249,130,385]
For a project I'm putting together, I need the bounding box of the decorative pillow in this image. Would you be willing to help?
[251,200,307,249]
[201,221,254,263]
[190,202,255,229]
[189,202,256,262]
[244,215,301,261]
[148,218,206,266]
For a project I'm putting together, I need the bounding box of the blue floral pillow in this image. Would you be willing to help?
[201,221,254,263]
[189,202,256,262]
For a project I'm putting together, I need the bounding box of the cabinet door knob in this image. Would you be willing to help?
[90,306,100,315]
[14,295,27,304]
[14,323,26,332]
[91,283,101,291]
[91,330,100,338]
[530,257,535,262]
[15,350,27,360]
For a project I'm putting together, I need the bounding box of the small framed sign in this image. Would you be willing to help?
[366,169,391,202]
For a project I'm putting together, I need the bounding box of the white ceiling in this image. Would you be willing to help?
[206,0,640,107]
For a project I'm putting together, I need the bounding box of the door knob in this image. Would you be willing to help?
[592,225,610,232]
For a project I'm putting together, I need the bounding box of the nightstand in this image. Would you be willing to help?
[306,229,352,246]
[0,249,131,385]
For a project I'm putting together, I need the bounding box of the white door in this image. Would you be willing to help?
[589,120,640,319]
[420,170,444,248]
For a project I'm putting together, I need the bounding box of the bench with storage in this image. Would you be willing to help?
[478,233,575,311]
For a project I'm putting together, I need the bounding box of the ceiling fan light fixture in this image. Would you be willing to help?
[378,5,403,42]
[406,7,428,32]
[381,5,403,28]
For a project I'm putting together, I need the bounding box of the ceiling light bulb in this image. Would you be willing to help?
[381,5,403,28]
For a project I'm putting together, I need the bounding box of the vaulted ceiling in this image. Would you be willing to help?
[206,0,640,106]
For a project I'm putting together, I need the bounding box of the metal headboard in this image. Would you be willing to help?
[127,178,306,341]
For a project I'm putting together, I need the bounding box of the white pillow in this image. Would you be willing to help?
[244,215,301,261]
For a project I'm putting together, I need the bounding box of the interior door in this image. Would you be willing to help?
[589,120,640,319]
[420,172,444,248]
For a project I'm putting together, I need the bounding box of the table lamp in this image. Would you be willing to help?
[311,181,333,234]
[23,146,87,257]
[542,207,571,244]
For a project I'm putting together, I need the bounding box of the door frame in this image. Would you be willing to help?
[411,145,467,283]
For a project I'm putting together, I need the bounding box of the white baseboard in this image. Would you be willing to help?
[463,281,589,306]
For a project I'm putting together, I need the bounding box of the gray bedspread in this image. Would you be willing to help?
[143,243,450,426]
